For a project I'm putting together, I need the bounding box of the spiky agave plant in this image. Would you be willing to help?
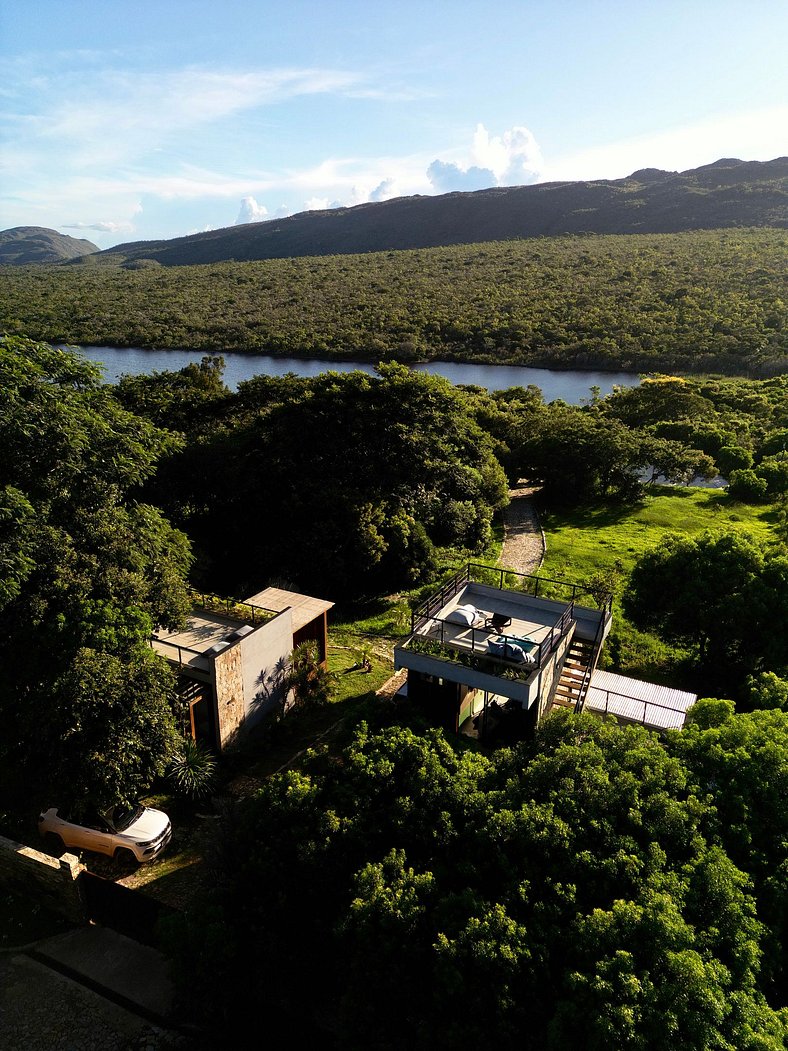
[168,739,218,801]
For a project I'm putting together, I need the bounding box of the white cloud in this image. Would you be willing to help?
[426,123,544,193]
[0,61,372,200]
[470,124,543,184]
[21,67,367,162]
[62,219,136,233]
[369,178,397,202]
[235,196,269,224]
[427,160,496,193]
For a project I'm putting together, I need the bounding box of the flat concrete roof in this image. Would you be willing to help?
[152,611,245,657]
[244,586,334,633]
[585,670,697,731]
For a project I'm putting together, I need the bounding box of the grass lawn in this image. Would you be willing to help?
[538,487,781,690]
[540,487,778,587]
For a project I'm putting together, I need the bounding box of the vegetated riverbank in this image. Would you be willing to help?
[2,228,786,375]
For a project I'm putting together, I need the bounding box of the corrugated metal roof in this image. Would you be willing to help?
[585,670,697,731]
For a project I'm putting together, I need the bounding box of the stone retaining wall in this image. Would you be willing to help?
[0,834,86,925]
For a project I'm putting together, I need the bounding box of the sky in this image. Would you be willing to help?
[1,0,786,248]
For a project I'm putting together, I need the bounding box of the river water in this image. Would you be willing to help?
[74,345,641,403]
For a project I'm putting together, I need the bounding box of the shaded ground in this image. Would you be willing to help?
[0,945,192,1051]
[109,639,394,910]
[2,636,396,1049]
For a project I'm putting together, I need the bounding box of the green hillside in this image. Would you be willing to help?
[0,226,99,265]
[2,228,786,374]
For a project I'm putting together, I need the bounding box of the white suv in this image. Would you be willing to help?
[38,804,172,864]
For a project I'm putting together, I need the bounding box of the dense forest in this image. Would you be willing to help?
[1,229,786,374]
[170,706,788,1049]
[3,337,788,1049]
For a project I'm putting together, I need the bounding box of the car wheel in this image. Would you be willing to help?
[42,832,65,857]
[114,847,139,869]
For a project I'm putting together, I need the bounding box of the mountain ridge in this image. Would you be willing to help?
[84,156,788,267]
[0,226,100,265]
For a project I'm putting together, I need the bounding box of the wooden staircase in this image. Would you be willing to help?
[552,637,595,712]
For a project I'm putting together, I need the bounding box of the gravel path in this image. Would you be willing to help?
[500,483,545,575]
[0,953,192,1051]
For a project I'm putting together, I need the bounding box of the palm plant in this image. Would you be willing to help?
[168,738,218,801]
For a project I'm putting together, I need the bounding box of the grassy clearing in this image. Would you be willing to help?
[540,487,778,587]
[538,487,780,691]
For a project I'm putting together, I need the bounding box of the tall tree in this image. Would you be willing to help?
[623,530,788,682]
[0,338,192,818]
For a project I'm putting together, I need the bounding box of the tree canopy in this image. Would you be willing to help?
[170,713,788,1049]
[141,363,509,598]
[2,229,786,375]
[0,337,192,817]
[622,530,788,684]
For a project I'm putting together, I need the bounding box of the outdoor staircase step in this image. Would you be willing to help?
[552,634,599,715]
[552,697,575,709]
[554,686,581,699]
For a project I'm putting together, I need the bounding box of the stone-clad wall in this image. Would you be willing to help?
[0,834,85,924]
[212,643,245,749]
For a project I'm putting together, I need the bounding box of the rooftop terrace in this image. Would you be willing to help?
[150,592,282,674]
[396,563,612,705]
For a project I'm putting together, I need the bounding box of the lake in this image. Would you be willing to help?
[73,345,641,403]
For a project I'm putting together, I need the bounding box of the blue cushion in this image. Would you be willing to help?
[487,638,533,663]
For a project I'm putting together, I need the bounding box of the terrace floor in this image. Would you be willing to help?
[414,582,560,656]
[156,612,246,652]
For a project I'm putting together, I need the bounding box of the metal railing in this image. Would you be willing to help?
[573,612,608,715]
[411,563,613,635]
[188,588,278,626]
[467,561,613,613]
[411,566,471,631]
[407,599,575,680]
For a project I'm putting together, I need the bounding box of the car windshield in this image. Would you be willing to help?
[105,804,144,831]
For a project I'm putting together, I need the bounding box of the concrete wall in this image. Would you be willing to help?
[394,645,534,706]
[0,835,85,924]
[238,609,293,725]
[211,609,294,748]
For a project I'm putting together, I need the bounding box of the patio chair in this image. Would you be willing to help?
[486,611,512,632]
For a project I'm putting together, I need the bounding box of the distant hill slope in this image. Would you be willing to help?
[0,227,100,265]
[93,157,788,267]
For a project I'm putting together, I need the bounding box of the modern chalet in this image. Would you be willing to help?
[151,586,333,751]
[393,563,696,738]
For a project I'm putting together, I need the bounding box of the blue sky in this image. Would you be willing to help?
[1,0,786,247]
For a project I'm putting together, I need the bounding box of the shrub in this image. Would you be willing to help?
[168,739,218,801]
